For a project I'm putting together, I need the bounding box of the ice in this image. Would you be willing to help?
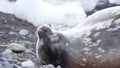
[0,0,86,28]
[45,0,99,12]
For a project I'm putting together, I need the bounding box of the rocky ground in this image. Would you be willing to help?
[0,12,39,68]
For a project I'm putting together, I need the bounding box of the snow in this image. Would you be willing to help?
[0,0,15,14]
[109,0,120,5]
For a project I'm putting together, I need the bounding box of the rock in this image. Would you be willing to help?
[2,49,12,59]
[22,60,34,68]
[45,64,55,68]
[56,66,61,68]
[3,62,14,68]
[9,43,26,53]
[19,29,29,36]
[12,64,21,68]
[8,32,17,35]
[8,0,16,2]
[0,63,4,68]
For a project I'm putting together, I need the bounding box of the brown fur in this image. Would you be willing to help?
[71,56,120,68]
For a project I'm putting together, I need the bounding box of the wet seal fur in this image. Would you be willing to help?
[36,7,120,68]
[36,25,71,68]
[36,24,120,68]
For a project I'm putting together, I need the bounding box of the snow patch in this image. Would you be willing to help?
[109,0,120,5]
[93,32,101,37]
[82,47,91,52]
[98,48,105,53]
[107,26,120,31]
[0,0,15,14]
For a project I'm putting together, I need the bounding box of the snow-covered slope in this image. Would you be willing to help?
[13,0,86,27]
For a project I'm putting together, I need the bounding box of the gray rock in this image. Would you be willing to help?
[19,29,29,36]
[22,60,34,68]
[0,57,8,62]
[2,49,12,59]
[8,43,26,53]
[45,64,55,68]
[0,63,4,68]
[3,62,14,68]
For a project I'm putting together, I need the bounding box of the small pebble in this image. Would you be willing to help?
[22,60,34,68]
[19,29,29,36]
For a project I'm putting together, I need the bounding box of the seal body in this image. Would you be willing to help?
[36,7,120,68]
